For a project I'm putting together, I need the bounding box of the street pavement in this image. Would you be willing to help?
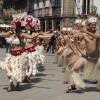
[0,48,100,100]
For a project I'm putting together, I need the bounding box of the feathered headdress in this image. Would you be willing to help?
[11,17,21,27]
[74,19,82,25]
[25,15,35,27]
[85,17,98,25]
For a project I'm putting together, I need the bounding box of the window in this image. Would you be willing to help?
[33,0,37,9]
[52,8,61,15]
[38,9,42,16]
[45,0,49,7]
[38,0,43,8]
[45,7,49,15]
[55,0,61,6]
[33,10,36,17]
[51,0,61,6]
[82,0,90,14]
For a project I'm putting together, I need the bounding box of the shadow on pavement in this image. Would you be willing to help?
[73,87,100,94]
[20,83,34,91]
[32,78,42,83]
[3,83,34,92]
[36,73,47,77]
[33,86,50,89]
[37,65,45,72]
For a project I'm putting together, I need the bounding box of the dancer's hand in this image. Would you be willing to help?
[80,26,87,33]
[82,54,87,58]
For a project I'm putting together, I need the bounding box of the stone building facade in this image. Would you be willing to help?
[2,0,100,30]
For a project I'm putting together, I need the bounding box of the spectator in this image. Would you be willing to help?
[47,31,56,53]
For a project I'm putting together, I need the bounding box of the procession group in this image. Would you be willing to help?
[0,14,100,93]
[0,15,53,92]
[54,16,100,93]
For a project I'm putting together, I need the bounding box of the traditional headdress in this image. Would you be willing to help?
[81,20,86,26]
[66,27,72,32]
[24,15,35,27]
[11,17,21,27]
[85,17,98,25]
[74,19,82,25]
[61,27,67,32]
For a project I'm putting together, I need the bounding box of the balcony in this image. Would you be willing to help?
[52,7,61,16]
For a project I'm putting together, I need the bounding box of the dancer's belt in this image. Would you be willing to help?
[10,49,25,56]
[88,54,100,60]
[25,46,36,53]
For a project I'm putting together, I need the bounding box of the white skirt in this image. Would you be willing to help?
[26,51,39,77]
[35,45,45,64]
[0,52,27,83]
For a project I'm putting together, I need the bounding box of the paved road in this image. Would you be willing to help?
[0,48,100,100]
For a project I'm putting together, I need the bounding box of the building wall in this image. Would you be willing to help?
[3,0,27,24]
[93,0,100,15]
[32,0,62,31]
[0,0,3,23]
[74,0,100,15]
[3,0,100,30]
[63,0,74,16]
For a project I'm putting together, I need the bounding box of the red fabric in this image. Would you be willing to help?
[10,49,25,56]
[14,21,21,27]
[25,46,36,53]
[25,17,33,27]
[12,18,21,27]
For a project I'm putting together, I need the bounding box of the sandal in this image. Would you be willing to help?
[65,85,77,93]
[7,85,15,92]
[65,87,73,93]
[62,81,68,84]
[15,86,20,91]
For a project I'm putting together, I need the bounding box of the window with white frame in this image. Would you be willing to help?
[38,0,43,8]
[33,10,36,17]
[45,0,49,7]
[45,7,49,15]
[34,0,37,9]
[38,9,42,16]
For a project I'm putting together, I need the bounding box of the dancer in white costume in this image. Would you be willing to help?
[23,15,40,82]
[0,18,40,92]
[23,15,51,82]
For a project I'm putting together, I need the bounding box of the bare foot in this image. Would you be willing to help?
[7,85,15,92]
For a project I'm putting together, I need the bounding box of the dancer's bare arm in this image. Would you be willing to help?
[65,36,78,55]
[0,32,10,37]
[21,33,40,39]
[81,27,100,39]
[38,34,53,39]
